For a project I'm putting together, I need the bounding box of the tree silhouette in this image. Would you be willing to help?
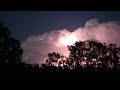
[0,23,23,64]
[68,39,120,70]
[43,39,120,71]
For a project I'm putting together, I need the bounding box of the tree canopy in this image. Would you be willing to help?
[0,23,23,64]
[43,39,120,71]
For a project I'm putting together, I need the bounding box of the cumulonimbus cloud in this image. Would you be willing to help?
[21,18,120,65]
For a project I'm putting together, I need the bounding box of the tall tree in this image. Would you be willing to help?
[0,23,23,64]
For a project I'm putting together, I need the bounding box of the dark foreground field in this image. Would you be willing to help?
[0,70,120,80]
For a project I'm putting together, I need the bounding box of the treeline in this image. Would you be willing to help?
[1,23,120,80]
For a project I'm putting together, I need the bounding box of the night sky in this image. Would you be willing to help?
[0,11,120,42]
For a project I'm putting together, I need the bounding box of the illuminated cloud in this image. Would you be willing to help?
[21,19,120,65]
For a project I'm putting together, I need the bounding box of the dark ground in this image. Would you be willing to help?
[0,70,120,80]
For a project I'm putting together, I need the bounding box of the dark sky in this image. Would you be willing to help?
[0,11,120,42]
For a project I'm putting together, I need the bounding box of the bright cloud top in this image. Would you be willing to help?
[21,19,120,65]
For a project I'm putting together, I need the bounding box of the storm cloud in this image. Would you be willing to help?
[21,19,120,65]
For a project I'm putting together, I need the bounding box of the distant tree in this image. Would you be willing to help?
[45,52,61,66]
[0,23,23,64]
[32,63,40,71]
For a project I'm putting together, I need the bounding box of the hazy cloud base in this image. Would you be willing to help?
[21,19,120,65]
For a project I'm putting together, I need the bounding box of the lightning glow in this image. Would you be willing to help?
[60,32,78,46]
[21,19,120,65]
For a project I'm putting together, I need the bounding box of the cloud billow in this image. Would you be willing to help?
[21,19,120,65]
